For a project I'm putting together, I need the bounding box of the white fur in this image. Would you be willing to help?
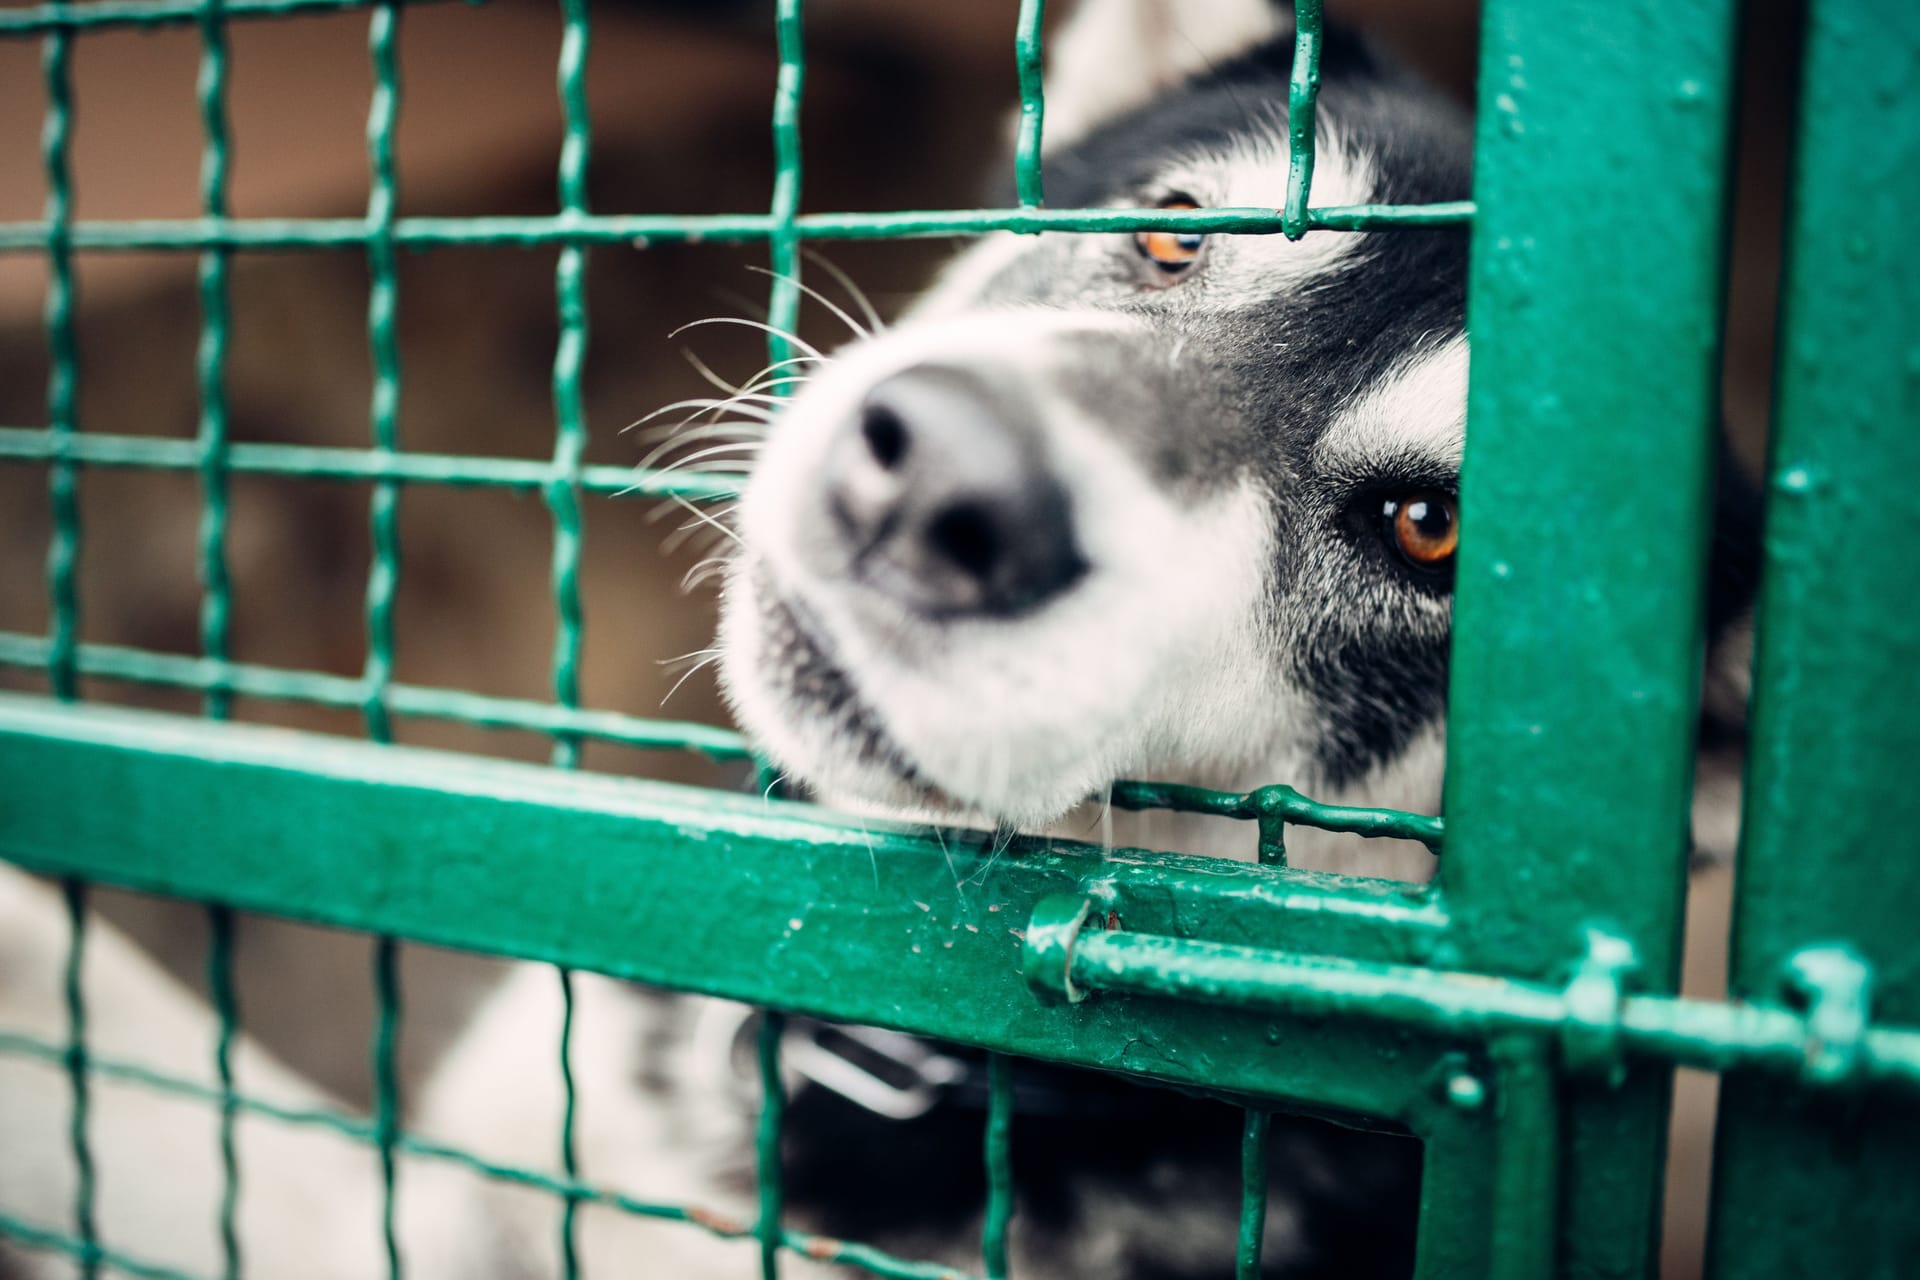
[1315,335,1470,473]
[1041,0,1288,148]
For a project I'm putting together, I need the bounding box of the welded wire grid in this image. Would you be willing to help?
[0,0,1467,1276]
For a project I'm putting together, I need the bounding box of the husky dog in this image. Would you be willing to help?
[1,1,1757,1277]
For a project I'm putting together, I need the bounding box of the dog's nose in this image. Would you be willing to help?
[826,366,1086,616]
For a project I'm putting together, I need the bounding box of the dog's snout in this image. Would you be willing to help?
[827,367,1086,616]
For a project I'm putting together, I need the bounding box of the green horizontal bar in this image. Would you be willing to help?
[0,0,458,34]
[0,428,739,501]
[0,203,1474,254]
[1056,928,1920,1091]
[1110,779,1442,851]
[0,693,1453,1123]
[0,633,752,758]
[0,1031,973,1280]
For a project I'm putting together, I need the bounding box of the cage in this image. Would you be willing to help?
[0,0,1916,1277]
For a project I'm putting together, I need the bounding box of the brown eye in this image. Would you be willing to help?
[1135,198,1206,271]
[1384,491,1459,569]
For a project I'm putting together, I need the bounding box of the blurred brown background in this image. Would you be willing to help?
[0,1,1801,1275]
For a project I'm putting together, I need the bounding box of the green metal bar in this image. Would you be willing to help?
[0,1029,982,1280]
[1011,0,1045,208]
[0,631,754,756]
[980,1055,1013,1280]
[0,0,455,33]
[755,1011,786,1280]
[206,905,242,1280]
[763,0,804,370]
[1281,0,1322,240]
[372,936,403,1278]
[361,0,403,745]
[194,0,234,720]
[1234,1110,1270,1280]
[0,203,1476,253]
[1407,1097,1500,1280]
[557,967,581,1280]
[1031,916,1920,1090]
[1706,1,1920,1273]
[359,26,409,1262]
[41,9,79,702]
[62,879,98,1280]
[0,427,740,500]
[1447,0,1741,1271]
[1108,779,1441,854]
[0,694,1455,1123]
[1486,1036,1557,1280]
[546,0,592,769]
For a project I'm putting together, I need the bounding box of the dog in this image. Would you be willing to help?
[0,1,1758,1276]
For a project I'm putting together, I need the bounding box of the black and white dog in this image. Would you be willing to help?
[0,1,1755,1276]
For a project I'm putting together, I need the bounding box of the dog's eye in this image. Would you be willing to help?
[1135,198,1205,271]
[1382,491,1458,570]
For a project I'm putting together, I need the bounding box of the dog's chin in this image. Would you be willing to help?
[718,557,1143,830]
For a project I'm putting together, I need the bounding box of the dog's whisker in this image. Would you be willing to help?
[682,555,734,593]
[801,248,885,335]
[623,394,776,438]
[670,317,828,365]
[685,349,821,400]
[639,427,772,472]
[662,507,742,553]
[636,416,769,449]
[747,264,874,341]
[658,645,723,669]
[660,652,725,709]
[665,496,744,551]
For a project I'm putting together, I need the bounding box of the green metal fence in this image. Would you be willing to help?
[0,0,1916,1276]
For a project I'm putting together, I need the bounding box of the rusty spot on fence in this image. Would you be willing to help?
[688,1205,748,1236]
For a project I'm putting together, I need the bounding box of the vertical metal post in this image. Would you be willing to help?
[557,966,581,1279]
[1706,1,1920,1272]
[1012,0,1046,209]
[764,0,804,370]
[755,1010,787,1280]
[41,3,80,703]
[62,878,97,1279]
[1281,0,1322,240]
[371,930,403,1279]
[981,1054,1015,1280]
[546,0,592,772]
[361,0,403,746]
[194,0,234,721]
[1446,0,1741,1271]
[362,11,407,1272]
[1234,1110,1270,1280]
[206,905,242,1280]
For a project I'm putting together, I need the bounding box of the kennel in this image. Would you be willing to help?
[0,0,1915,1275]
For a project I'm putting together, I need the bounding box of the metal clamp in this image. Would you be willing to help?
[1022,894,1093,1006]
[1783,945,1873,1089]
[1559,928,1637,1085]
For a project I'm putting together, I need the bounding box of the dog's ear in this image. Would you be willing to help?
[1042,0,1288,149]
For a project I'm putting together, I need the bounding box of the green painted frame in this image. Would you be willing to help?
[1705,1,1920,1273]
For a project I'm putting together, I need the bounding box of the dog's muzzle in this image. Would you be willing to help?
[823,364,1088,618]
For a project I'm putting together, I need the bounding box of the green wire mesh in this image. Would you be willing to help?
[0,0,1471,1276]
